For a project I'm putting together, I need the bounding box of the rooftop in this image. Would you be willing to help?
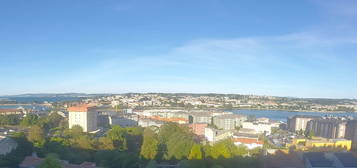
[304,152,334,167]
[214,114,245,119]
[68,104,94,112]
[334,152,357,167]
[291,115,321,119]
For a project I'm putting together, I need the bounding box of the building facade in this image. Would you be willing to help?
[212,114,246,130]
[204,127,233,143]
[345,120,357,149]
[0,109,23,115]
[68,105,97,132]
[109,115,138,127]
[189,112,212,124]
[306,119,347,139]
[287,115,321,132]
[188,123,208,136]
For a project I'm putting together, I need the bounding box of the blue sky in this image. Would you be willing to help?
[0,0,357,98]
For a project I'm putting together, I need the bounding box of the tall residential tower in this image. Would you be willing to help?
[68,105,97,132]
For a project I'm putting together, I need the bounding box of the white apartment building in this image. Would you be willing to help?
[109,115,138,127]
[68,105,98,132]
[242,122,274,135]
[138,118,164,127]
[204,127,233,143]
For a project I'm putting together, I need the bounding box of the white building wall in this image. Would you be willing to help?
[204,127,215,142]
[69,111,97,132]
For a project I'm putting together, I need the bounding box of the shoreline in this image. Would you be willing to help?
[134,106,355,113]
[0,104,355,114]
[231,108,355,114]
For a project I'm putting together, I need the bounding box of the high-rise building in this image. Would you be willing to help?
[68,105,97,132]
[306,118,347,139]
[213,114,246,130]
[345,120,357,149]
[189,112,212,124]
[287,115,321,132]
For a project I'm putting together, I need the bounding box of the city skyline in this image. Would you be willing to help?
[1,0,357,98]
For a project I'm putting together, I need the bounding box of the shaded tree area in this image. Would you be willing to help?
[38,154,62,168]
[30,123,144,168]
[140,123,261,168]
[2,113,260,168]
[0,113,64,167]
[0,132,33,167]
[0,114,20,126]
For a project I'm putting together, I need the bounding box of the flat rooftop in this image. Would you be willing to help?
[334,152,357,167]
[304,152,334,167]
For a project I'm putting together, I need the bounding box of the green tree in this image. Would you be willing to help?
[158,123,195,160]
[140,128,159,160]
[21,114,39,126]
[210,139,246,159]
[98,136,115,150]
[0,115,20,125]
[125,127,144,153]
[107,125,128,150]
[305,130,315,139]
[188,144,203,160]
[71,125,84,134]
[76,135,94,150]
[28,125,45,147]
[46,113,64,129]
[0,132,33,167]
[38,154,62,168]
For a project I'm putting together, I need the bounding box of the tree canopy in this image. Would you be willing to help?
[28,125,45,147]
[140,128,159,160]
[38,154,62,168]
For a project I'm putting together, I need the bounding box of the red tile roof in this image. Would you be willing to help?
[68,104,92,112]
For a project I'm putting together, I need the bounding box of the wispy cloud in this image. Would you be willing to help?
[39,0,357,98]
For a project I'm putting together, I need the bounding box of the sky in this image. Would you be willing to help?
[0,0,357,98]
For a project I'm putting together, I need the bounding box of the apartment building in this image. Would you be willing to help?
[306,118,347,139]
[345,120,357,149]
[68,105,98,132]
[287,115,321,132]
[189,112,212,124]
[204,127,233,143]
[213,114,236,130]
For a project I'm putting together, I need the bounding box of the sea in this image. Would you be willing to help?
[229,109,357,122]
[0,105,50,111]
[0,96,81,103]
[0,96,81,111]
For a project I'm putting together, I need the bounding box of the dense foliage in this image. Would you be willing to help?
[0,114,20,125]
[0,132,33,167]
[1,113,261,168]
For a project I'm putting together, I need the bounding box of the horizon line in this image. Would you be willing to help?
[0,92,356,100]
